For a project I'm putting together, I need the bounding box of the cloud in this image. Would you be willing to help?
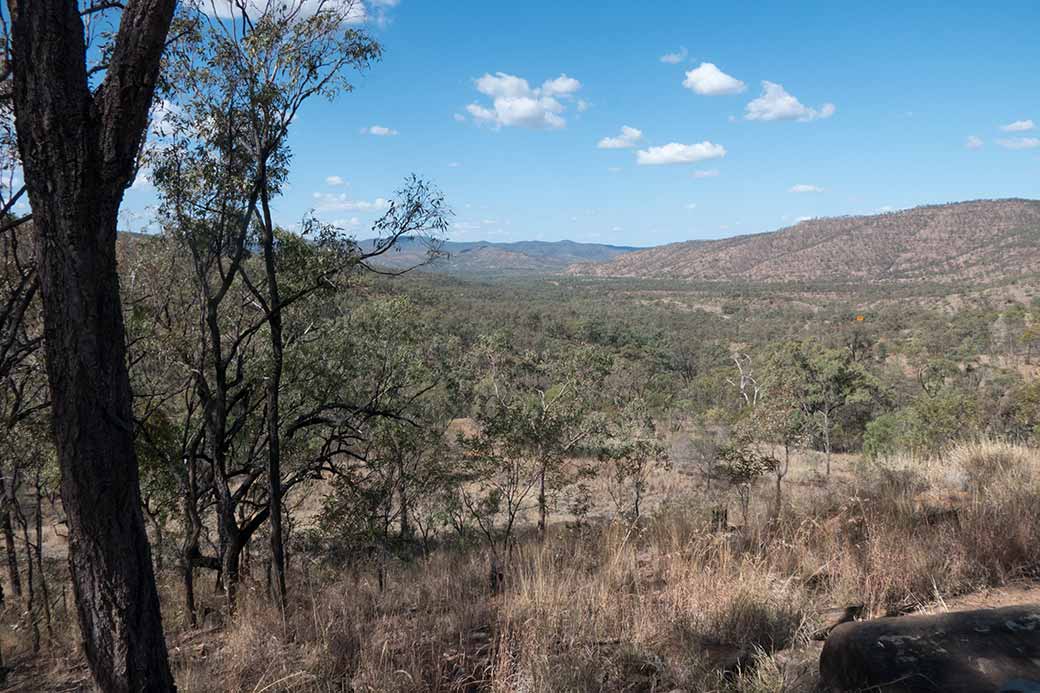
[465,72,582,129]
[745,81,835,122]
[682,62,745,96]
[541,75,581,97]
[789,184,824,193]
[597,125,643,149]
[312,192,389,212]
[1001,119,1035,132]
[130,168,153,190]
[636,141,726,166]
[997,137,1040,150]
[576,99,590,113]
[207,0,368,23]
[453,113,466,123]
[362,125,398,136]
[660,47,688,64]
[692,169,720,178]
[325,175,347,186]
[965,135,984,150]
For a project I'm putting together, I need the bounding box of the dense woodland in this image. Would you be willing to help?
[2,1,1040,692]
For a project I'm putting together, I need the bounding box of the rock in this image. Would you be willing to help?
[812,604,864,640]
[820,605,1040,692]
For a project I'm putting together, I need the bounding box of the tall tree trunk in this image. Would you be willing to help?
[823,413,832,477]
[258,179,287,608]
[15,499,38,653]
[537,464,547,539]
[33,473,53,642]
[0,474,21,599]
[398,463,412,541]
[180,463,201,628]
[6,1,178,689]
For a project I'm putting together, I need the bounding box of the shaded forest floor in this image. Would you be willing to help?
[6,441,1040,692]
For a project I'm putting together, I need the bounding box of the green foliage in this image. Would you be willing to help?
[862,412,910,461]
[599,398,670,521]
[454,336,610,556]
[717,433,779,524]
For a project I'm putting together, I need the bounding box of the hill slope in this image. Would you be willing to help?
[364,238,639,275]
[570,199,1040,284]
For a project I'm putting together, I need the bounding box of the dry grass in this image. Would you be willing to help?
[7,439,1040,692]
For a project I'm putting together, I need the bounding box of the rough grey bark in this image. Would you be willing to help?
[5,0,177,690]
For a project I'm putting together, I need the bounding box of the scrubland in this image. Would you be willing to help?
[8,440,1040,693]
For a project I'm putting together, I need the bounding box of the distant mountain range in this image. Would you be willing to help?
[361,237,640,275]
[569,199,1040,284]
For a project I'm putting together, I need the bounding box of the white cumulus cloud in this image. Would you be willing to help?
[1001,119,1035,132]
[465,72,582,129]
[660,47,688,64]
[965,135,984,150]
[325,175,346,186]
[597,125,643,149]
[997,137,1040,150]
[362,125,398,136]
[636,141,726,166]
[683,62,745,95]
[789,184,824,193]
[207,0,368,23]
[745,82,835,122]
[541,74,581,97]
[130,168,153,190]
[312,192,389,212]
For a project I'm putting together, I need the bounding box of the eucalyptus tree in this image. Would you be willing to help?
[456,338,608,585]
[0,222,41,601]
[794,342,876,476]
[154,0,446,607]
[2,0,178,688]
[599,397,669,522]
[0,11,40,620]
[186,0,380,606]
[317,296,460,568]
[756,351,812,513]
[121,233,218,625]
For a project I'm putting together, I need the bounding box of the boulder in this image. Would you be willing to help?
[820,605,1040,692]
[812,604,865,640]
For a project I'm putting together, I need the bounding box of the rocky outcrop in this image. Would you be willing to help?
[820,605,1040,692]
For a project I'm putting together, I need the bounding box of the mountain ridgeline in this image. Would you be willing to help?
[362,237,640,275]
[570,199,1040,284]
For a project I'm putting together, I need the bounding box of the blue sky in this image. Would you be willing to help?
[124,1,1040,247]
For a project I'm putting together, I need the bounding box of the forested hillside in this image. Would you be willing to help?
[573,199,1040,283]
[361,237,639,275]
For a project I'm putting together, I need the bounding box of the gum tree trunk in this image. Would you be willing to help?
[5,1,177,690]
